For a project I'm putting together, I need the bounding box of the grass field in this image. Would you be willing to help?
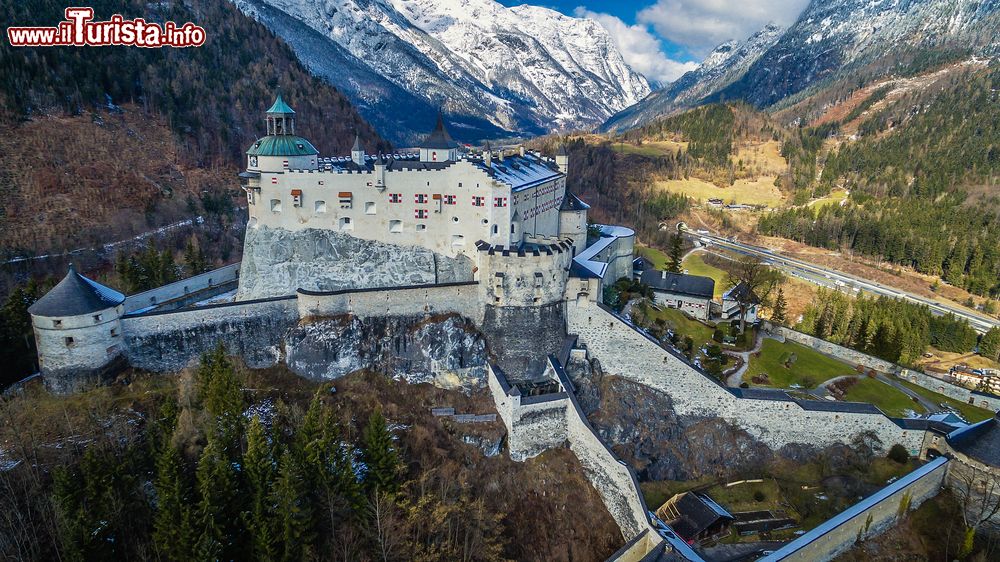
[642,305,717,349]
[746,339,856,389]
[636,244,670,269]
[681,252,728,298]
[895,378,995,423]
[616,140,688,157]
[808,190,849,209]
[842,377,924,418]
[732,140,786,176]
[656,177,786,207]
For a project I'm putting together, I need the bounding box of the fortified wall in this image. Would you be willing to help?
[566,299,926,453]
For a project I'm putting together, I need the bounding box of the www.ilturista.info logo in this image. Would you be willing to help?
[7,7,206,47]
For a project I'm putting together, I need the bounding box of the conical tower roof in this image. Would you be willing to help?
[352,134,363,152]
[422,112,459,149]
[29,264,125,317]
[266,93,295,115]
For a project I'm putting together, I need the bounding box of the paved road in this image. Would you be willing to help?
[681,228,1000,334]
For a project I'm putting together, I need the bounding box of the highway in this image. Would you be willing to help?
[680,227,1000,334]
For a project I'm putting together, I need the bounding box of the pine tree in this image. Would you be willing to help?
[194,436,237,561]
[243,415,277,561]
[273,449,314,561]
[980,327,1000,361]
[667,233,684,273]
[771,287,788,326]
[361,409,401,497]
[198,344,244,456]
[153,445,195,562]
[184,236,208,275]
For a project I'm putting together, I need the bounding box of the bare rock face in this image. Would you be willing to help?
[237,226,474,300]
[567,356,772,481]
[285,313,488,389]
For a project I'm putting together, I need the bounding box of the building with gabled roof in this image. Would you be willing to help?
[641,270,715,320]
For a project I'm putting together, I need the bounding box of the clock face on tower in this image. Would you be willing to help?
[249,156,258,167]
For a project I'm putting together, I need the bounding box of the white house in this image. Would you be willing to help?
[640,270,715,321]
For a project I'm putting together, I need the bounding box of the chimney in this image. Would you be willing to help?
[519,145,525,157]
[661,270,667,280]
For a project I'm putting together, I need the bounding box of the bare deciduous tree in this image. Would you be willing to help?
[725,255,784,332]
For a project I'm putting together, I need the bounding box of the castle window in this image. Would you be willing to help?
[415,193,428,204]
[314,200,327,213]
[443,195,456,205]
[64,337,75,347]
[389,220,403,233]
[452,235,465,246]
[270,199,282,212]
[389,193,401,203]
[492,225,499,235]
[416,224,427,231]
[365,202,376,215]
[482,218,489,225]
[93,314,102,322]
[458,182,463,188]
[472,196,485,207]
[493,197,507,207]
[452,216,459,223]
[53,319,62,328]
[338,192,353,209]
[415,209,428,219]
[339,217,353,231]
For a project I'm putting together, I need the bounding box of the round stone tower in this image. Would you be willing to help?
[28,264,126,393]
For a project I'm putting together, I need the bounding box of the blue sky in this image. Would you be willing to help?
[498,0,810,83]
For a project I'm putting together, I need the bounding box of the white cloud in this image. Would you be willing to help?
[638,0,808,57]
[575,8,699,84]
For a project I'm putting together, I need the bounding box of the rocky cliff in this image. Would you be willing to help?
[286,313,489,388]
[237,226,474,299]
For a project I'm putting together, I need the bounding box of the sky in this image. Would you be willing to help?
[498,0,811,83]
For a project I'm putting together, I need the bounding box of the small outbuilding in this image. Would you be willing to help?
[640,270,715,321]
[657,491,735,544]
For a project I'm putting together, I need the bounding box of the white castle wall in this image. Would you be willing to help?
[476,240,573,307]
[567,300,925,453]
[901,370,1000,411]
[297,282,482,323]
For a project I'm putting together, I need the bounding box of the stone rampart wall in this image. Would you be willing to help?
[759,456,949,562]
[568,301,924,453]
[776,326,901,374]
[122,296,298,372]
[124,263,241,313]
[899,370,1000,412]
[297,282,482,323]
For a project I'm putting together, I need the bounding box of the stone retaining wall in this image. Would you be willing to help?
[124,263,241,313]
[776,326,901,374]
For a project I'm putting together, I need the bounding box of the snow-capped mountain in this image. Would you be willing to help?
[233,0,649,144]
[602,24,783,132]
[605,0,999,132]
[715,0,1000,108]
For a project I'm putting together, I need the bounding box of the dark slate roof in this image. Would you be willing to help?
[247,135,319,157]
[556,144,567,156]
[569,260,601,279]
[633,256,655,271]
[29,264,125,317]
[724,281,760,304]
[641,270,715,299]
[949,417,1000,467]
[266,94,295,115]
[664,492,734,540]
[560,191,591,211]
[422,113,459,149]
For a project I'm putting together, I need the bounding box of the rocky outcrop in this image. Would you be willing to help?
[567,356,772,481]
[238,226,474,300]
[480,303,567,380]
[285,313,488,388]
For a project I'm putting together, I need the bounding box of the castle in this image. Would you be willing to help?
[28,95,634,388]
[26,97,1000,561]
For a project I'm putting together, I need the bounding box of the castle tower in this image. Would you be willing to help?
[555,144,569,176]
[351,134,365,166]
[419,112,459,163]
[246,94,319,174]
[28,264,126,393]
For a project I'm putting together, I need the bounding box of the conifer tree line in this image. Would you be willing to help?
[39,345,511,561]
[799,288,983,366]
[761,68,1000,299]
